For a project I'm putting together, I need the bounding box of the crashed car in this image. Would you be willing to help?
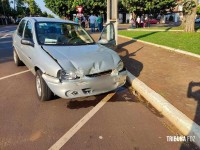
[13,17,127,101]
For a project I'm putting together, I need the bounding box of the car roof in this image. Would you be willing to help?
[23,17,77,24]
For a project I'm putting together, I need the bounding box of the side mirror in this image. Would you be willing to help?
[97,39,108,45]
[21,38,34,47]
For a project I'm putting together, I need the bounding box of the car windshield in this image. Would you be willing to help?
[35,22,95,45]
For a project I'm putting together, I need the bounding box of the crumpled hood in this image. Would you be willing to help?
[42,44,121,75]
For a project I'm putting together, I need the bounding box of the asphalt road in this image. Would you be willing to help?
[0,25,190,150]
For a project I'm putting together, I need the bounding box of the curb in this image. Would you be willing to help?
[118,35,200,147]
[127,72,200,147]
[118,35,200,59]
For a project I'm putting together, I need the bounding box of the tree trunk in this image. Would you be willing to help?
[184,0,198,32]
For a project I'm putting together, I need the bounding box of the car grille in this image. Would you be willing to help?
[86,70,112,77]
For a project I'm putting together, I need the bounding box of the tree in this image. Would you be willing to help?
[25,0,42,16]
[44,0,106,17]
[43,0,67,17]
[0,0,12,17]
[47,14,54,18]
[181,0,198,32]
[42,11,48,17]
[16,0,28,17]
[121,0,177,18]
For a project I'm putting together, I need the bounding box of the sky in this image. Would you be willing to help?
[34,0,59,18]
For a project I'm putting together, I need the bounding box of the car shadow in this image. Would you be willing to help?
[116,40,144,77]
[66,94,105,109]
[67,83,138,109]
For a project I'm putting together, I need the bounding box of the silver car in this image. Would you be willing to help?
[13,17,127,101]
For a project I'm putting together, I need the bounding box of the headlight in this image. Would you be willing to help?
[58,70,78,80]
[111,61,124,76]
[117,60,124,71]
[57,69,84,81]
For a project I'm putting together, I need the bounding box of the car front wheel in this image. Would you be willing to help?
[13,49,23,66]
[36,70,53,101]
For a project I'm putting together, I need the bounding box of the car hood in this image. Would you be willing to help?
[42,44,121,75]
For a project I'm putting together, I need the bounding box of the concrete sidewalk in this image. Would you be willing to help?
[116,36,200,125]
[91,31,200,123]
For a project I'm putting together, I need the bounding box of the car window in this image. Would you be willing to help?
[24,21,33,40]
[35,22,95,45]
[17,20,26,37]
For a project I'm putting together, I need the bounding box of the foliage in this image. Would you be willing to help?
[16,0,29,17]
[44,0,106,17]
[197,4,200,15]
[0,0,12,16]
[121,0,177,16]
[42,11,48,17]
[47,14,54,18]
[24,0,42,16]
[182,0,197,15]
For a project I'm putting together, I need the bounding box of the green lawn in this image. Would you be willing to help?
[118,30,200,55]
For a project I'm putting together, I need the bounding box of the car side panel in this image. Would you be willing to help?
[31,44,62,77]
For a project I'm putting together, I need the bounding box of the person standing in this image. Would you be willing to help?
[96,14,103,32]
[89,14,96,32]
[74,15,79,24]
[130,18,135,28]
[81,15,86,28]
[136,16,141,28]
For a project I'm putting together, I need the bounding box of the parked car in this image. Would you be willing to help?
[148,19,159,24]
[195,18,200,23]
[13,17,127,101]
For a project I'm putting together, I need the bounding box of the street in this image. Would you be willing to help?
[0,25,189,150]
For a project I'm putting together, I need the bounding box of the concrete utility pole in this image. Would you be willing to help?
[107,0,118,45]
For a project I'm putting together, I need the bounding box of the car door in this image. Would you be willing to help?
[98,23,116,50]
[13,19,26,61]
[21,20,35,70]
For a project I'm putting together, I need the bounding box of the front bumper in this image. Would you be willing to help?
[42,70,127,99]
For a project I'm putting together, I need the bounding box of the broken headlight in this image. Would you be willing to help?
[58,70,78,80]
[111,61,124,76]
[117,60,124,71]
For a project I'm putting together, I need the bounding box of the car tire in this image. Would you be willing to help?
[13,48,23,66]
[36,70,53,101]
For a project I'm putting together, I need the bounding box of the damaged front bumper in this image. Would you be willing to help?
[42,70,127,99]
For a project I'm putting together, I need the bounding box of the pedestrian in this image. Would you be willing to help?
[136,16,141,28]
[146,15,150,28]
[157,14,161,23]
[141,15,144,27]
[89,14,96,32]
[96,14,103,32]
[130,18,135,28]
[81,15,86,28]
[143,16,148,28]
[74,15,79,24]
